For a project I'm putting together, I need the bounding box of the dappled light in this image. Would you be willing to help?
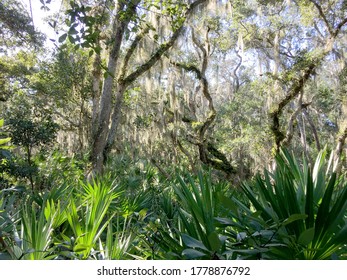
[1,0,347,260]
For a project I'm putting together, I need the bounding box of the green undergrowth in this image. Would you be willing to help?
[0,149,347,260]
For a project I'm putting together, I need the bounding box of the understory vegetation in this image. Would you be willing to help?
[1,0,347,260]
[1,149,347,260]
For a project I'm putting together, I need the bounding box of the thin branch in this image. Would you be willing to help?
[29,0,35,30]
[282,91,304,147]
[303,108,321,151]
[150,158,172,179]
[333,17,347,37]
[309,0,334,36]
[122,0,207,86]
[270,62,316,149]
[191,28,208,72]
[118,26,150,80]
[170,27,234,176]
[170,61,214,113]
[176,138,197,173]
[333,125,347,173]
[233,49,243,92]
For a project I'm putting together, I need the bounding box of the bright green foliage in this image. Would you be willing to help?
[0,153,347,260]
[0,0,44,52]
[5,107,58,189]
[98,219,135,260]
[174,173,228,259]
[239,149,347,259]
[18,203,54,260]
[64,179,122,259]
[0,119,13,188]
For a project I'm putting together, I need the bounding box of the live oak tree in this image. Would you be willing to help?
[60,0,209,174]
[13,0,347,179]
[0,0,44,103]
[0,0,43,53]
[6,101,59,190]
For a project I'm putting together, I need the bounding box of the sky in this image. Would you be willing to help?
[21,0,63,47]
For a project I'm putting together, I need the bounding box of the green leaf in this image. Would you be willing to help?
[218,194,237,212]
[74,243,90,253]
[305,169,314,228]
[315,173,336,234]
[181,234,208,251]
[283,214,308,226]
[329,223,347,245]
[68,35,76,43]
[0,137,11,145]
[214,217,234,226]
[298,227,315,246]
[208,231,221,252]
[182,248,206,259]
[68,26,78,35]
[58,33,67,43]
[138,208,147,219]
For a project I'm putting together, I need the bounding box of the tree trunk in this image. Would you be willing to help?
[104,83,126,158]
[90,0,208,174]
[91,52,102,140]
[90,0,139,173]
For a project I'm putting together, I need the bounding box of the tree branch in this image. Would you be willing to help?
[118,26,150,80]
[303,108,321,151]
[121,0,207,86]
[269,62,316,149]
[170,26,234,176]
[333,17,347,37]
[309,0,334,36]
[282,91,304,147]
[269,2,347,151]
[333,125,347,174]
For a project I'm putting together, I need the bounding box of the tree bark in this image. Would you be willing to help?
[90,0,140,173]
[104,83,126,158]
[303,108,321,151]
[269,12,347,151]
[171,27,235,177]
[333,125,347,174]
[90,0,208,173]
[91,52,102,140]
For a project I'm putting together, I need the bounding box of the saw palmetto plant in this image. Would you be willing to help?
[237,149,347,259]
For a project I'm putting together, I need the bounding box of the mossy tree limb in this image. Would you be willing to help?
[90,0,208,173]
[171,27,234,176]
[269,10,347,151]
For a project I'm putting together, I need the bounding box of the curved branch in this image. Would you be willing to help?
[303,108,321,151]
[270,62,316,149]
[121,0,208,87]
[233,49,242,92]
[282,91,304,147]
[170,27,234,176]
[118,26,150,80]
[269,2,347,151]
[333,124,347,173]
[309,0,334,36]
